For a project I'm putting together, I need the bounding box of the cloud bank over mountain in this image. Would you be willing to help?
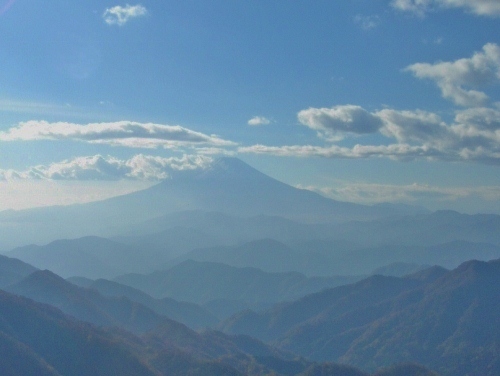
[0,154,212,181]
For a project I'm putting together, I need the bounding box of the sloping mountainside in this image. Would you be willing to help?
[0,288,432,376]
[89,278,219,329]
[222,260,500,375]
[114,260,362,319]
[0,253,37,288]
[0,157,423,249]
[337,259,500,375]
[5,269,181,334]
[220,271,438,342]
[0,290,157,376]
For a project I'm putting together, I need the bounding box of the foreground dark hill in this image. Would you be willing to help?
[222,259,500,375]
[337,259,500,375]
[0,288,428,375]
[0,253,37,288]
[0,157,421,248]
[0,290,157,376]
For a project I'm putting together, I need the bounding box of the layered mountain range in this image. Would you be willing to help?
[0,157,498,375]
[220,259,500,375]
[0,253,442,376]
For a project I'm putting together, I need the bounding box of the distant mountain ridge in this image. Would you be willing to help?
[89,278,218,329]
[114,260,362,319]
[8,236,154,279]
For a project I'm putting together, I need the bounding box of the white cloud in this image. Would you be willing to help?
[103,4,147,26]
[241,103,500,164]
[354,14,381,30]
[248,116,271,126]
[239,143,437,161]
[297,105,384,141]
[377,109,449,144]
[391,0,437,16]
[454,107,500,130]
[0,120,236,149]
[0,154,213,181]
[405,43,500,107]
[392,0,500,17]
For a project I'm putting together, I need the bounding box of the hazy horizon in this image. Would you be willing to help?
[1,1,500,214]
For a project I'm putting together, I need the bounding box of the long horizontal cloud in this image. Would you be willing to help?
[239,143,440,160]
[392,0,500,17]
[0,120,236,149]
[405,43,500,107]
[240,105,500,164]
[0,154,213,181]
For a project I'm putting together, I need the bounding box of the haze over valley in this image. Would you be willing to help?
[1,0,500,374]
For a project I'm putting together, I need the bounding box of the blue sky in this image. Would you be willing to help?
[1,0,500,213]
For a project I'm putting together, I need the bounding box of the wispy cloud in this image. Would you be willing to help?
[0,99,99,119]
[391,0,500,17]
[0,154,213,181]
[300,182,500,206]
[248,116,271,126]
[0,120,236,149]
[103,4,147,26]
[354,14,381,30]
[405,43,500,107]
[0,0,16,16]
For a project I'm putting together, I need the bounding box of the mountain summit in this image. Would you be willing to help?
[0,157,416,248]
[128,157,394,223]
